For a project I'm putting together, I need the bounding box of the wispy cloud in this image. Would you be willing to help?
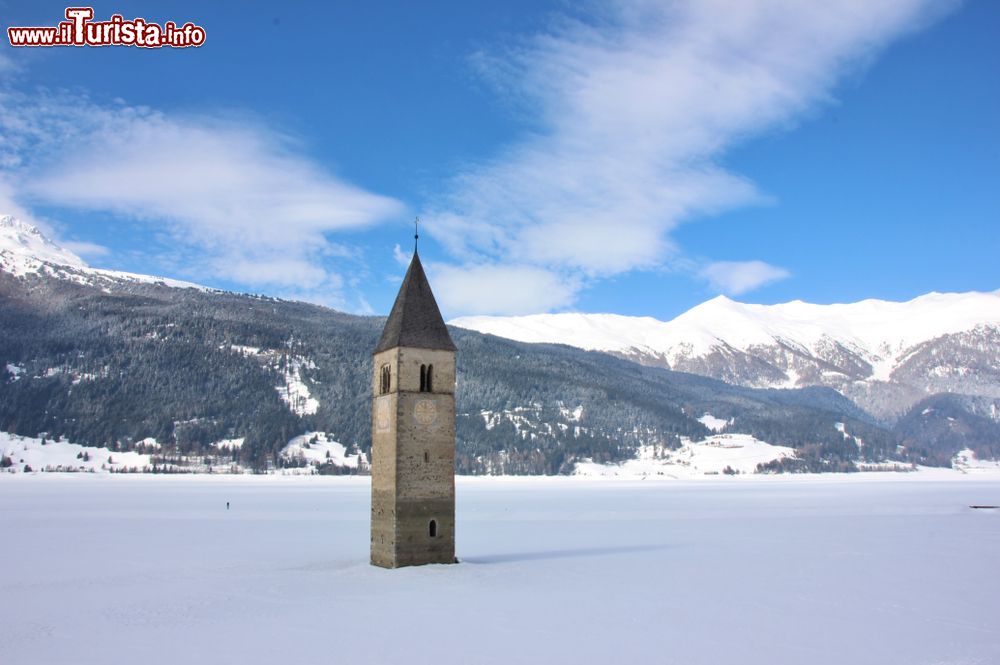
[0,52,16,75]
[425,0,953,314]
[430,263,581,316]
[392,243,412,266]
[0,178,44,230]
[700,260,791,295]
[0,88,402,303]
[60,240,110,258]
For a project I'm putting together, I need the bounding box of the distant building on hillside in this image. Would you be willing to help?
[370,245,457,568]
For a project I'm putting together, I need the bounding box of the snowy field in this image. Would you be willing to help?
[1,476,998,665]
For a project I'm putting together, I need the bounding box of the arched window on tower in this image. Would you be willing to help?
[429,519,437,538]
[420,364,434,392]
[379,364,391,395]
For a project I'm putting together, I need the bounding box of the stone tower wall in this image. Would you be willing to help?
[371,347,455,568]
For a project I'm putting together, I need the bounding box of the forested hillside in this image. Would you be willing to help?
[0,269,978,473]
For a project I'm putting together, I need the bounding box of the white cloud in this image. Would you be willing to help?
[0,52,16,75]
[0,89,403,294]
[700,260,790,295]
[0,178,43,228]
[355,294,375,316]
[60,240,110,258]
[0,178,110,257]
[392,243,412,266]
[430,263,580,316]
[426,0,953,313]
[0,1,956,316]
[215,255,338,291]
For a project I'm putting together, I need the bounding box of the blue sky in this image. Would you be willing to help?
[1,0,997,319]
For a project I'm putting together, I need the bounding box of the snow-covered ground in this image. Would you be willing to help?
[953,447,1000,473]
[697,412,729,432]
[0,431,366,475]
[0,475,997,665]
[0,431,151,472]
[281,432,366,470]
[574,433,796,477]
[6,429,997,479]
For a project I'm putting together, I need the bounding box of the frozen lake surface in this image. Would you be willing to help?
[1,475,998,664]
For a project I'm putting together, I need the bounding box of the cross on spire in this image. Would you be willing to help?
[414,216,420,253]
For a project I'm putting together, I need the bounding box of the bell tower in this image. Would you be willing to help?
[370,247,457,568]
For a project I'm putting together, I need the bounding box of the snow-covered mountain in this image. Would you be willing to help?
[4,212,997,470]
[0,214,88,275]
[0,215,203,290]
[451,291,1000,421]
[7,213,998,425]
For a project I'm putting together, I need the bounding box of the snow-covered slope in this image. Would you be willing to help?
[0,431,370,475]
[226,345,321,416]
[0,214,87,275]
[573,433,796,478]
[452,293,1000,368]
[0,214,204,290]
[0,431,151,473]
[281,432,367,471]
[451,291,1000,419]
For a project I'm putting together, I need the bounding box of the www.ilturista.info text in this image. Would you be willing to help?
[7,7,206,48]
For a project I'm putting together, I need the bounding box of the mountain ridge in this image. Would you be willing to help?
[0,215,206,290]
[2,215,998,473]
[451,290,1000,421]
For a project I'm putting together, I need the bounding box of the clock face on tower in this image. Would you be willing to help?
[414,399,438,428]
[374,397,391,433]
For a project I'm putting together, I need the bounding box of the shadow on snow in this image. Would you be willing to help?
[461,544,670,564]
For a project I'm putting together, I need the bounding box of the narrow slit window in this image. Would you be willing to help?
[424,451,429,463]
[379,364,391,394]
[426,365,433,392]
[429,519,437,538]
[419,364,427,392]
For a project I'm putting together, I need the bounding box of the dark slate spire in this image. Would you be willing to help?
[374,251,457,353]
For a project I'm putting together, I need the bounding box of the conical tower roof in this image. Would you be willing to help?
[374,251,456,353]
